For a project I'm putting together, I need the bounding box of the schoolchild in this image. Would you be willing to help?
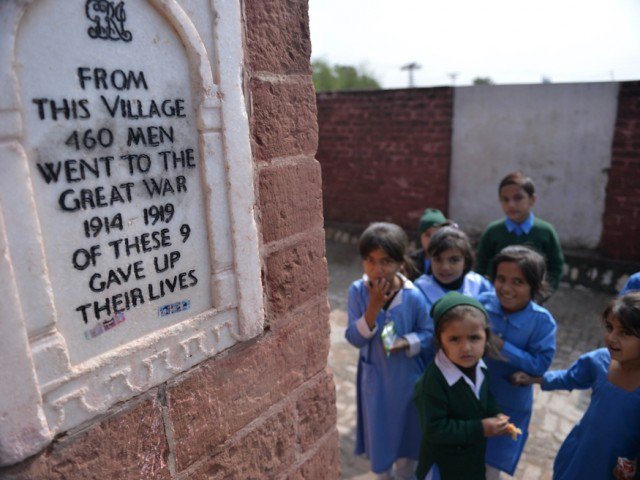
[413,292,512,480]
[620,272,640,295]
[345,222,433,479]
[414,226,493,314]
[479,246,557,479]
[475,172,564,292]
[512,292,640,480]
[409,208,448,279]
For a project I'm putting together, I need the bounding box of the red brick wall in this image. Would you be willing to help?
[1,1,339,479]
[317,88,454,230]
[599,81,640,261]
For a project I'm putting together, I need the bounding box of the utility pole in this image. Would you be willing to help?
[447,72,459,86]
[401,62,421,88]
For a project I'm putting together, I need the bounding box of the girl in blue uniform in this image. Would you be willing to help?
[479,246,557,479]
[414,227,493,308]
[346,222,433,479]
[414,227,493,337]
[512,292,640,480]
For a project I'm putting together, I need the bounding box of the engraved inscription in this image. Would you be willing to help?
[18,5,213,363]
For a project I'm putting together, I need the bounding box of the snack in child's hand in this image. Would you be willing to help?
[616,457,637,480]
[381,322,397,356]
[506,422,522,441]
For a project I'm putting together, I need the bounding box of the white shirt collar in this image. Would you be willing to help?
[435,349,487,399]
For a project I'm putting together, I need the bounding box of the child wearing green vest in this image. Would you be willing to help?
[413,292,514,480]
[475,172,564,292]
[409,208,449,280]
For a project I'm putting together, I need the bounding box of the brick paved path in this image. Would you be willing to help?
[326,240,612,479]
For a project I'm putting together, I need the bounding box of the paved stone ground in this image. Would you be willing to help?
[326,239,612,480]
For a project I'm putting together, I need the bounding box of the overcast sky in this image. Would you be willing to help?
[309,0,640,89]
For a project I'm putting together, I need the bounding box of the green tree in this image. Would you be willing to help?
[312,59,381,92]
[473,77,494,85]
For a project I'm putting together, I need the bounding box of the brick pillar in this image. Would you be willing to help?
[599,81,640,260]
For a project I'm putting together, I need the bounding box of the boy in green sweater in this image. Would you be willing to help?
[476,172,564,292]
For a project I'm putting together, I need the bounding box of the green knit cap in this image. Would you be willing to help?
[418,208,447,234]
[430,291,488,327]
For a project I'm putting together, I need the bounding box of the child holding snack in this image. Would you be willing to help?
[345,222,433,479]
[413,292,515,480]
[476,172,564,293]
[512,292,640,480]
[479,246,557,479]
[414,226,493,312]
[409,208,448,279]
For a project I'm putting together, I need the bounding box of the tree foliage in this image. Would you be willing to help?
[473,77,494,85]
[312,59,381,92]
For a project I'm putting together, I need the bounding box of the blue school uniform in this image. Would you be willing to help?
[620,272,640,295]
[414,271,493,314]
[414,272,492,367]
[345,274,433,473]
[479,292,557,475]
[542,349,640,480]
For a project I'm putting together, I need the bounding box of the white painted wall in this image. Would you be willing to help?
[449,82,619,249]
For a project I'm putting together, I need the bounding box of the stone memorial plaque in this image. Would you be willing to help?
[0,0,263,465]
[18,2,212,364]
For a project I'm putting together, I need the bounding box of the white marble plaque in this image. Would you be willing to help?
[18,1,212,364]
[0,0,263,465]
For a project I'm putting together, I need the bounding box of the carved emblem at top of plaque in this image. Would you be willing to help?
[86,0,132,42]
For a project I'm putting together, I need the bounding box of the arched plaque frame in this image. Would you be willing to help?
[0,0,263,465]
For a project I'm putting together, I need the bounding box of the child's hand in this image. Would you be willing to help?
[510,371,541,386]
[366,278,394,310]
[491,334,505,350]
[363,278,394,329]
[482,414,510,437]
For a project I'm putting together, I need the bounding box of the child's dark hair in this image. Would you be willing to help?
[602,292,640,338]
[498,171,535,197]
[427,226,474,274]
[434,305,501,358]
[359,223,416,276]
[490,245,548,301]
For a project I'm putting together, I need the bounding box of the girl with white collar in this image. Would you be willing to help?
[479,246,556,479]
[414,226,493,309]
[413,292,512,480]
[414,227,493,363]
[346,222,433,480]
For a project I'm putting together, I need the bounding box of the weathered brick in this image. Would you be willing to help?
[316,88,453,230]
[1,398,168,480]
[259,159,323,243]
[251,77,318,162]
[188,404,297,480]
[289,430,341,480]
[272,299,331,379]
[265,232,328,315]
[296,370,337,452]
[599,81,640,260]
[244,0,312,74]
[167,298,330,471]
